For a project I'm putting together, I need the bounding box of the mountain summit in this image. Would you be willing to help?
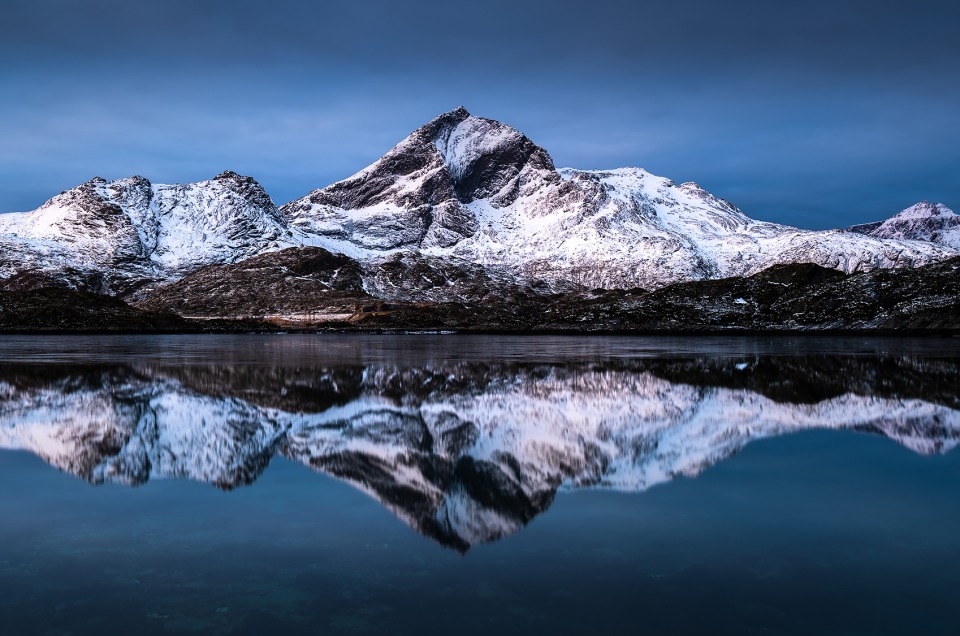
[425,106,559,204]
[281,106,568,252]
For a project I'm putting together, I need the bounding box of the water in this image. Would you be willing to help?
[0,335,958,635]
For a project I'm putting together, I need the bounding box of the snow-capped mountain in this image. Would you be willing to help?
[2,361,958,549]
[1,108,957,296]
[848,201,960,250]
[0,171,296,294]
[281,107,957,290]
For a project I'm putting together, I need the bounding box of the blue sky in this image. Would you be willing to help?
[1,0,957,228]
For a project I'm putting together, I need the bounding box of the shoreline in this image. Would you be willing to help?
[2,327,959,337]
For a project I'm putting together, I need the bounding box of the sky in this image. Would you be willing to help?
[1,0,957,228]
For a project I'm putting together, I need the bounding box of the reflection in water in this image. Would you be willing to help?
[1,354,958,551]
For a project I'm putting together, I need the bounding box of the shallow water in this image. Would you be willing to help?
[0,335,958,635]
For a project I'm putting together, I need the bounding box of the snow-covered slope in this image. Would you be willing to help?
[848,201,960,250]
[282,107,958,290]
[2,363,958,548]
[0,171,297,293]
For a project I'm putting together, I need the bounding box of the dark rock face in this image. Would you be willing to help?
[131,247,368,319]
[132,246,552,329]
[280,112,468,251]
[27,177,153,280]
[0,267,112,294]
[424,106,559,205]
[212,170,278,213]
[847,220,883,235]
[297,107,557,211]
[772,259,960,329]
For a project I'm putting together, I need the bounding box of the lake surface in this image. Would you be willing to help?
[1,335,959,635]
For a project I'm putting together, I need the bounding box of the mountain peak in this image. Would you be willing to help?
[895,201,956,219]
[847,201,960,250]
[291,107,558,214]
[414,106,473,141]
[207,171,275,210]
[437,105,471,122]
[420,109,557,204]
[212,170,261,185]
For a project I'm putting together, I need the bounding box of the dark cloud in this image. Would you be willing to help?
[0,0,957,227]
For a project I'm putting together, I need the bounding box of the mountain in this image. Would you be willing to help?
[280,107,957,290]
[0,107,957,324]
[0,171,296,294]
[1,359,958,549]
[847,201,960,250]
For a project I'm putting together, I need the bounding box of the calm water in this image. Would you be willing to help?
[1,335,959,635]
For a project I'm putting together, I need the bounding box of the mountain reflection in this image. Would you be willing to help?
[1,357,958,551]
